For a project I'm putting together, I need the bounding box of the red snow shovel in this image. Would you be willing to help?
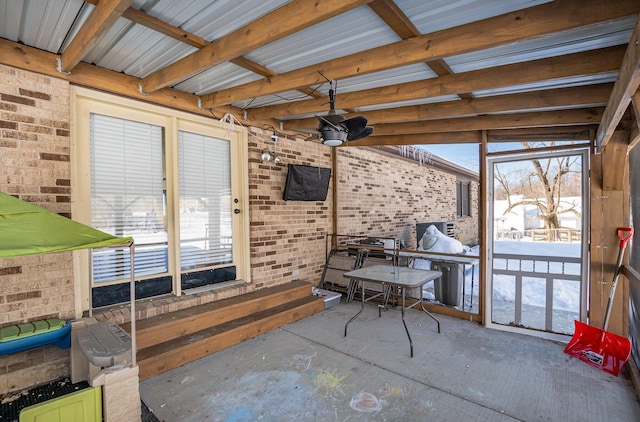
[564,227,634,376]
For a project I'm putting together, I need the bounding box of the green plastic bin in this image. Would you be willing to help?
[19,386,101,422]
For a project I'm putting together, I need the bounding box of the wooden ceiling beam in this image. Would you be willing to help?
[365,84,612,123]
[368,0,418,39]
[202,0,637,108]
[285,83,612,128]
[0,38,251,126]
[84,0,209,49]
[368,0,471,96]
[370,108,604,135]
[596,11,640,149]
[87,0,315,92]
[345,126,597,146]
[140,0,373,93]
[248,46,624,120]
[59,0,134,74]
[347,131,483,146]
[487,126,595,143]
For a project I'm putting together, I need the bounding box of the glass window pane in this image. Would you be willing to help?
[90,113,168,282]
[178,131,233,270]
[456,182,462,216]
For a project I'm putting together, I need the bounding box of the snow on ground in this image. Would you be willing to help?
[492,240,581,312]
[421,238,583,334]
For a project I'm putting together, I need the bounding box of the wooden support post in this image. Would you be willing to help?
[602,131,629,191]
[479,131,488,325]
[590,130,631,336]
[332,148,338,251]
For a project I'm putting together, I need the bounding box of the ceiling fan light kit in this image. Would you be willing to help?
[320,129,348,146]
[293,80,374,146]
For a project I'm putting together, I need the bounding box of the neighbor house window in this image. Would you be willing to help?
[457,180,471,217]
[72,88,249,309]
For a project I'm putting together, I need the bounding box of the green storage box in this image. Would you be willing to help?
[19,386,101,422]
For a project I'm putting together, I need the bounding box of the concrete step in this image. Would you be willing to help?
[136,294,324,381]
[122,280,314,350]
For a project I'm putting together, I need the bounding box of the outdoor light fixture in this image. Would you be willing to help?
[261,149,282,164]
[261,150,272,162]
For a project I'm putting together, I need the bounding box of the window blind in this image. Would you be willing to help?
[90,113,168,282]
[178,131,233,270]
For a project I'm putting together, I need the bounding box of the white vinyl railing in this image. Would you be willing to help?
[492,253,581,332]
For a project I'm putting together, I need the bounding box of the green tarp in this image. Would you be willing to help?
[0,192,132,258]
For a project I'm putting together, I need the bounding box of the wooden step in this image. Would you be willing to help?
[137,295,324,380]
[122,280,313,349]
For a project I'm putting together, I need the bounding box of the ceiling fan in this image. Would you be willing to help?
[293,81,374,146]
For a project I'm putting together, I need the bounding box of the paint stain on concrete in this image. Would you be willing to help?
[349,391,386,413]
[380,383,409,398]
[312,369,349,398]
[291,351,317,371]
[225,407,257,422]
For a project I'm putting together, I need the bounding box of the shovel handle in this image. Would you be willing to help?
[603,227,634,330]
[618,227,634,249]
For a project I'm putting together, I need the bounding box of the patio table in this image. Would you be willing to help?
[343,264,442,357]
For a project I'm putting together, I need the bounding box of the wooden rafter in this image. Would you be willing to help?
[59,0,135,74]
[286,84,612,128]
[596,11,640,148]
[347,132,483,146]
[247,45,624,120]
[368,0,471,97]
[140,0,373,93]
[120,6,207,49]
[346,126,596,146]
[0,38,246,125]
[487,126,594,143]
[202,0,638,108]
[84,0,322,98]
[368,108,604,136]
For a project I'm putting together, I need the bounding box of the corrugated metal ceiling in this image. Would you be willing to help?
[0,0,637,146]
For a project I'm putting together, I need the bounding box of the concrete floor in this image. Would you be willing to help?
[140,301,640,421]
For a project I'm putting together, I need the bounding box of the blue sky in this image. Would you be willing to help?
[417,142,578,173]
[418,144,480,172]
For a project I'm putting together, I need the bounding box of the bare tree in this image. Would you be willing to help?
[495,142,582,241]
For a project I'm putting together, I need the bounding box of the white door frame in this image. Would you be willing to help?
[485,148,590,341]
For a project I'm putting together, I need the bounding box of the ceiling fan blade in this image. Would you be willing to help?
[342,115,368,140]
[316,114,344,132]
[347,126,374,141]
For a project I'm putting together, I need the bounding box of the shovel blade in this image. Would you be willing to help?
[564,320,631,376]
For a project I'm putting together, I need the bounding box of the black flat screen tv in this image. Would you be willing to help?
[283,164,332,201]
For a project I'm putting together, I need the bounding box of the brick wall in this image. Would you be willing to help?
[455,181,480,246]
[0,65,73,394]
[0,64,479,395]
[247,128,333,288]
[336,147,479,247]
